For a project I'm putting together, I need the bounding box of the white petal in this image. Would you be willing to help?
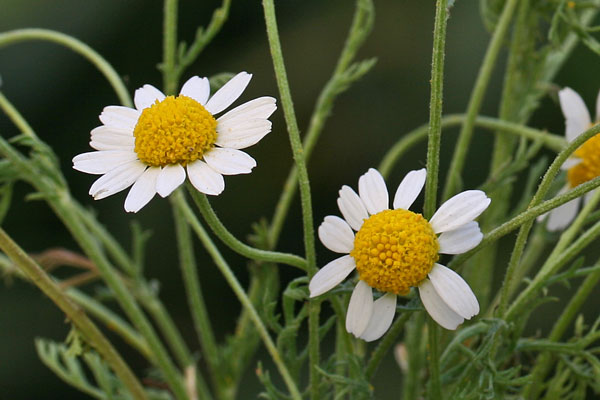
[124,167,160,212]
[89,160,147,200]
[358,168,389,214]
[345,280,373,337]
[559,87,591,142]
[156,164,186,197]
[546,197,580,231]
[359,293,397,342]
[560,157,581,171]
[318,216,355,253]
[217,97,277,124]
[419,279,464,330]
[90,133,135,151]
[73,151,138,174]
[430,190,491,233]
[180,76,210,105]
[91,126,133,137]
[134,84,166,111]
[428,264,479,319]
[438,221,483,254]
[393,168,426,210]
[215,118,271,149]
[205,72,252,115]
[186,160,225,195]
[309,255,356,298]
[337,185,369,231]
[203,148,256,175]
[99,106,141,130]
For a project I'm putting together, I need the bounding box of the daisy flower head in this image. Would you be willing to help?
[540,87,600,231]
[73,72,276,212]
[309,168,491,341]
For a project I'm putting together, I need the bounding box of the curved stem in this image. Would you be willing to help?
[179,200,302,400]
[0,228,148,400]
[187,187,307,270]
[365,310,412,379]
[441,0,519,200]
[0,29,132,107]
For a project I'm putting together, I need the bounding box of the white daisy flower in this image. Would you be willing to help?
[73,72,276,212]
[309,168,491,341]
[540,87,600,231]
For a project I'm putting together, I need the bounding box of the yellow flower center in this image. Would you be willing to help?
[133,95,217,167]
[350,209,439,295]
[567,133,600,188]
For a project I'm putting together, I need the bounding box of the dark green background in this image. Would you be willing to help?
[1,1,599,398]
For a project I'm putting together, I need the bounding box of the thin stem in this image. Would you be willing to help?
[171,191,223,398]
[179,199,302,400]
[0,29,132,107]
[442,0,519,200]
[187,188,307,270]
[424,0,448,219]
[378,114,565,179]
[261,3,319,397]
[427,318,442,400]
[162,0,179,95]
[366,311,412,379]
[0,228,148,400]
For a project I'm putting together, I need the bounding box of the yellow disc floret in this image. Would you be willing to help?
[133,95,217,167]
[350,209,439,295]
[567,133,600,188]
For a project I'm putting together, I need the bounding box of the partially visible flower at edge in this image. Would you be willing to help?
[309,168,491,341]
[73,72,276,212]
[539,87,600,231]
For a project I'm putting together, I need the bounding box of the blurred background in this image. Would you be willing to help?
[1,1,599,398]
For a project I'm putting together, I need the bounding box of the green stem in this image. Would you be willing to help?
[162,0,179,95]
[424,0,448,219]
[171,191,223,398]
[0,29,131,107]
[178,197,302,400]
[187,188,306,270]
[261,2,319,397]
[378,114,565,179]
[427,318,442,400]
[0,228,148,400]
[366,311,412,379]
[441,0,519,200]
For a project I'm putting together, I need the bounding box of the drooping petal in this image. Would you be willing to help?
[90,133,135,151]
[124,167,160,212]
[217,97,277,124]
[134,84,166,111]
[89,160,146,200]
[546,197,580,231]
[359,293,397,342]
[559,87,591,142]
[205,72,252,115]
[156,164,186,197]
[429,190,491,233]
[318,216,355,253]
[309,255,356,298]
[180,76,210,105]
[73,151,138,174]
[438,221,483,254]
[99,106,141,131]
[215,118,271,149]
[345,280,373,338]
[393,168,426,210]
[337,185,369,231]
[358,168,389,215]
[186,160,225,195]
[419,279,464,330]
[203,148,256,175]
[428,264,479,320]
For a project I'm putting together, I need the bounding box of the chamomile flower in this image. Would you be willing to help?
[309,168,490,341]
[73,72,276,212]
[541,87,600,231]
